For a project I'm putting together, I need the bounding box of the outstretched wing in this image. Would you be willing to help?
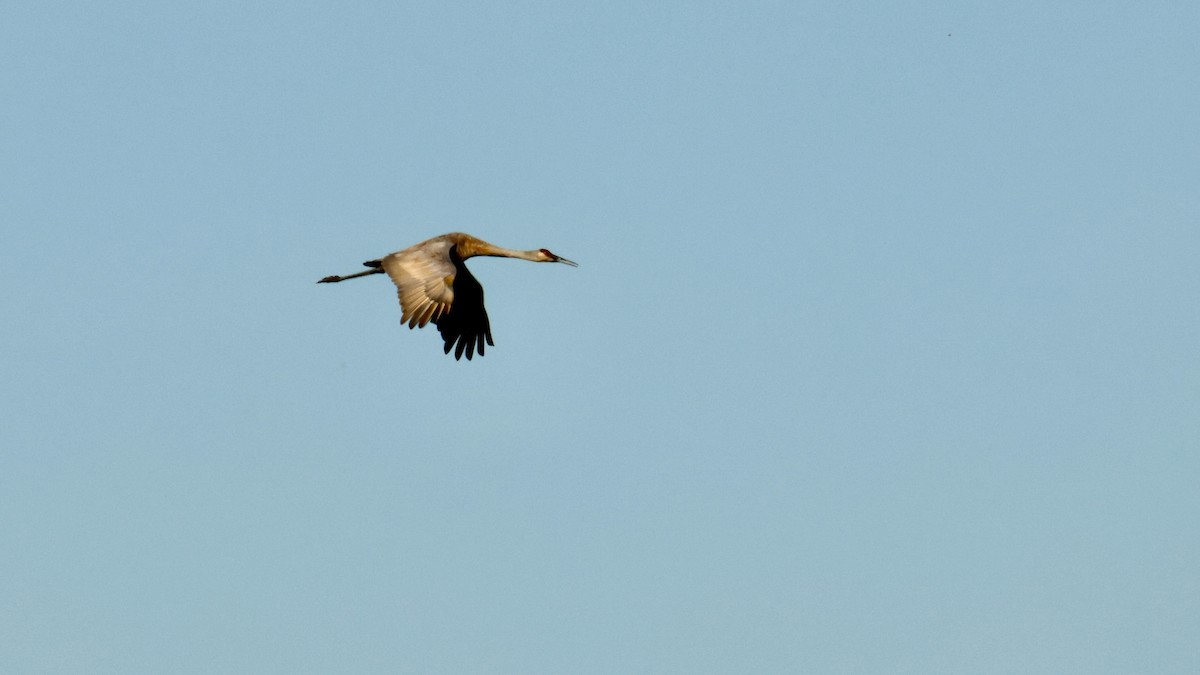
[435,256,494,361]
[379,242,494,360]
[380,246,455,329]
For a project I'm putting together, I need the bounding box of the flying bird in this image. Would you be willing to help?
[318,232,578,360]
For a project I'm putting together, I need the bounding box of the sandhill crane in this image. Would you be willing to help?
[318,232,577,360]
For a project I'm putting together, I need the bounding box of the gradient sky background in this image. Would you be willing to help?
[2,2,1198,673]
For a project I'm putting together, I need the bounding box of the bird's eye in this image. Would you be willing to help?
[539,248,552,256]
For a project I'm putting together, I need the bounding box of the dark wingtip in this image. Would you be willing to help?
[317,275,339,283]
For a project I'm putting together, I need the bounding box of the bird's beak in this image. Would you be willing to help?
[555,255,579,267]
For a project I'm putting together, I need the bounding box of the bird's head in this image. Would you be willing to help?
[537,248,579,267]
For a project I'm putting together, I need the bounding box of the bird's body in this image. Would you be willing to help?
[318,233,577,360]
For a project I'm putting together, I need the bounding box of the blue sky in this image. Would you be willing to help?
[2,1,1198,672]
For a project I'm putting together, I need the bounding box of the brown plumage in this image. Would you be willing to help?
[318,233,577,360]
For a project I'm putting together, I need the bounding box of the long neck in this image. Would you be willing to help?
[455,236,541,262]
